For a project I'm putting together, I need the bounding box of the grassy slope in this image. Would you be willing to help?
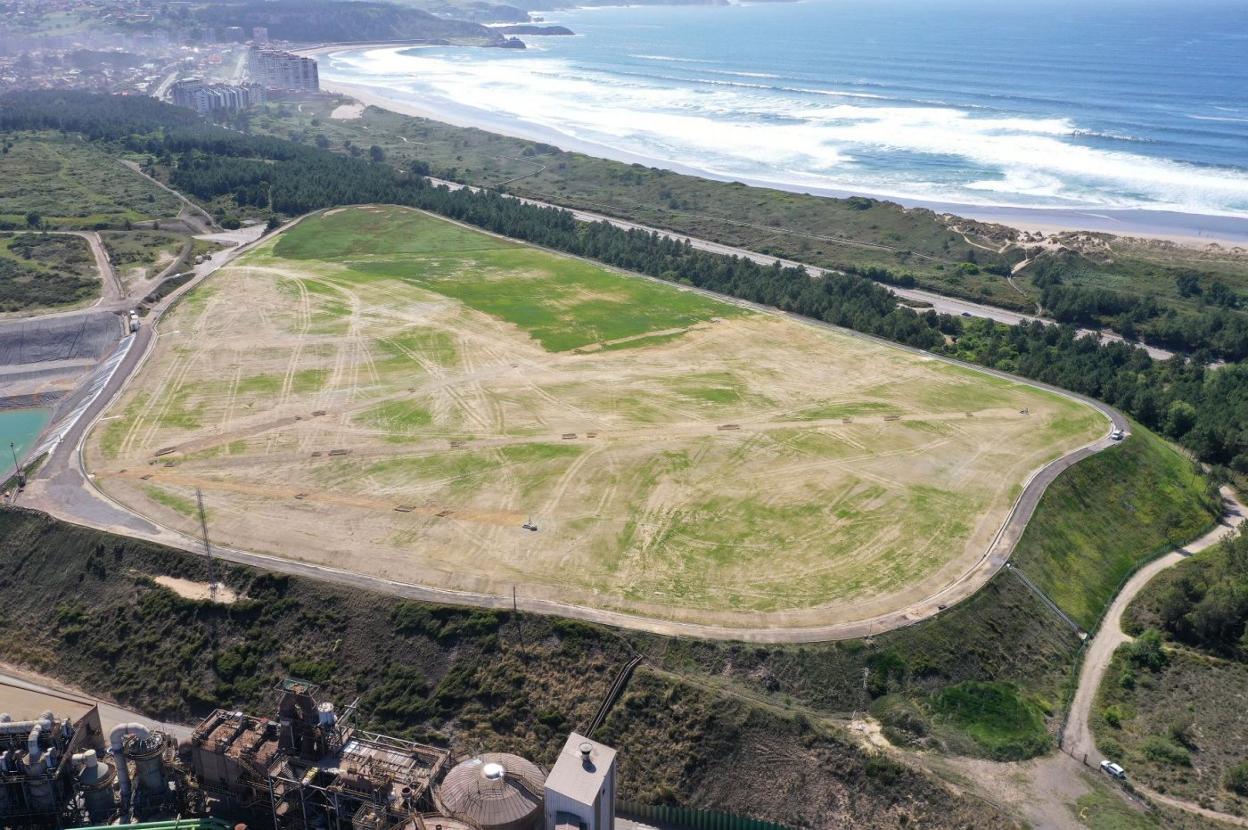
[1008,424,1220,631]
[0,413,1216,820]
[0,133,181,227]
[0,507,1011,830]
[0,232,99,312]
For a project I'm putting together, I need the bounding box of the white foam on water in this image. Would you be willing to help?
[327,47,1248,215]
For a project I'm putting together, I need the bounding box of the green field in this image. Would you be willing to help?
[0,134,181,227]
[88,205,1106,628]
[0,232,98,312]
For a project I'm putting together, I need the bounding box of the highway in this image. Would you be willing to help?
[15,203,1130,644]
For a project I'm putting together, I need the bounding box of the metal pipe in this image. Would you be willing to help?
[110,723,149,817]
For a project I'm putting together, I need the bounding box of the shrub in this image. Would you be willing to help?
[1141,735,1192,767]
[1126,629,1168,671]
[1225,761,1248,796]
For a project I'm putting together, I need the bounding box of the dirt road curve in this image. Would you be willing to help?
[1062,486,1246,823]
[427,178,1176,361]
[18,205,1128,644]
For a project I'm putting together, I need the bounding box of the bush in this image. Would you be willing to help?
[929,681,1051,761]
[1141,735,1192,767]
[1225,760,1248,796]
[1126,629,1168,671]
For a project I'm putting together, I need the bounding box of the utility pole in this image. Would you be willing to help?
[196,488,218,602]
[8,442,24,489]
[512,585,527,659]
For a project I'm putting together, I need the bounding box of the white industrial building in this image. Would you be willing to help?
[543,733,617,830]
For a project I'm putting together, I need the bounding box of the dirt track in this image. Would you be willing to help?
[1061,486,1246,825]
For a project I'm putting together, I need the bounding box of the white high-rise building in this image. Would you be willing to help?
[544,733,617,830]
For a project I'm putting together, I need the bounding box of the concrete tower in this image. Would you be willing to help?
[544,733,616,830]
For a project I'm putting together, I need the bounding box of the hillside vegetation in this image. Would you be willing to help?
[1008,425,1221,630]
[249,99,1248,360]
[0,232,98,312]
[0,507,1012,829]
[191,0,498,43]
[1086,526,1248,815]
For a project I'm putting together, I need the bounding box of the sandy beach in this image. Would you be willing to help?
[315,73,1248,249]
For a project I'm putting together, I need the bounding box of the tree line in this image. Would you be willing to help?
[2,90,1245,476]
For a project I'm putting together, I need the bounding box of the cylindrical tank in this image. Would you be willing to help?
[434,753,546,830]
[124,731,168,796]
[73,750,117,823]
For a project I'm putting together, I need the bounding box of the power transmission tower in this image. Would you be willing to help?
[196,488,218,602]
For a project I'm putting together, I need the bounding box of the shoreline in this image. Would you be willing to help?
[316,75,1248,248]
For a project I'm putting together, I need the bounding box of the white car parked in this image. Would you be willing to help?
[1100,760,1127,780]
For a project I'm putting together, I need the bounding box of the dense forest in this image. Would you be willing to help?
[2,90,1246,476]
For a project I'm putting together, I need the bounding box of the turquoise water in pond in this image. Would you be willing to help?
[0,408,52,470]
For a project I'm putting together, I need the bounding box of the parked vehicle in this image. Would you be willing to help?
[1100,760,1127,780]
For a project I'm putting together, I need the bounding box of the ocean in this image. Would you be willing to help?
[322,0,1248,220]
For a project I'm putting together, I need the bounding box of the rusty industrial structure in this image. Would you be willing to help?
[0,704,194,829]
[0,677,617,830]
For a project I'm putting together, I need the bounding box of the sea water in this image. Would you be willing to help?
[322,0,1248,217]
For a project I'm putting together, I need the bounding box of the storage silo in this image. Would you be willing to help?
[435,754,546,830]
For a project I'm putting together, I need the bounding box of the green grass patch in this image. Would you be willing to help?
[272,207,740,352]
[1070,788,1166,830]
[791,401,904,421]
[929,680,1051,760]
[359,399,433,432]
[142,485,199,519]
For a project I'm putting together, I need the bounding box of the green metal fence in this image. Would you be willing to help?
[620,800,796,830]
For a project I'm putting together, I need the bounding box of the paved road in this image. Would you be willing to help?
[1062,487,1246,823]
[0,663,192,741]
[21,224,268,525]
[18,206,1127,644]
[427,178,1178,361]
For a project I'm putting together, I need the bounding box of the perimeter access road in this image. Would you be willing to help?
[20,225,267,539]
[426,177,1176,361]
[18,202,1127,645]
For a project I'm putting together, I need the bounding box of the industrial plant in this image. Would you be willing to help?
[0,679,616,830]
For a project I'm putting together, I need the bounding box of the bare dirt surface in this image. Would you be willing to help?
[152,575,238,604]
[76,206,1112,636]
